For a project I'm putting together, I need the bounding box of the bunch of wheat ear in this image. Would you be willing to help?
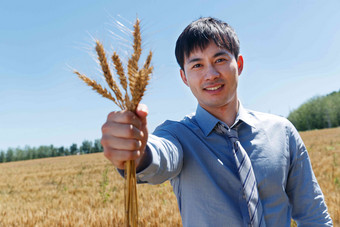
[74,18,152,227]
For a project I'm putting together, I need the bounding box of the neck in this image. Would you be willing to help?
[202,98,239,128]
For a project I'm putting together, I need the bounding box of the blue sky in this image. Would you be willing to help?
[1,0,339,150]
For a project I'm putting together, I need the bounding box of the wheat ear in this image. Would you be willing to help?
[127,19,142,102]
[95,41,124,107]
[131,67,153,110]
[112,52,130,106]
[112,52,127,91]
[74,71,122,108]
[143,51,152,69]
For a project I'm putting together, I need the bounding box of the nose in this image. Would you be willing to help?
[205,64,220,80]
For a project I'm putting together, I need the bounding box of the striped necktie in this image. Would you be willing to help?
[215,122,265,227]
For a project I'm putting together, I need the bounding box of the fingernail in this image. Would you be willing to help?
[140,104,148,113]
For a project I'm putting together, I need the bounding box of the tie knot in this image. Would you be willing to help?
[215,123,239,142]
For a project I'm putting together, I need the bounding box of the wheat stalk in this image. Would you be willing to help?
[74,18,152,227]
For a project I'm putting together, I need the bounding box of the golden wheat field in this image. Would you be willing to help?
[0,127,339,226]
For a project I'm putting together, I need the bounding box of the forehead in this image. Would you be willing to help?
[184,42,234,64]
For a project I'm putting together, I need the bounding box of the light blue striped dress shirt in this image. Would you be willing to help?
[136,103,333,226]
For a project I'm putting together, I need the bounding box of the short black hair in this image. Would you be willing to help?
[175,17,240,70]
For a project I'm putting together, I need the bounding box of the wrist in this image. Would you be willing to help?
[136,146,152,173]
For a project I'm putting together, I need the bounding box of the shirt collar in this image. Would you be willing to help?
[236,101,256,129]
[195,104,220,137]
[195,101,256,137]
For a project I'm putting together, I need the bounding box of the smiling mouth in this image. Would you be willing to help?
[204,84,223,91]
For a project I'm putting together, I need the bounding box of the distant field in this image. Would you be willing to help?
[299,127,339,224]
[0,127,339,226]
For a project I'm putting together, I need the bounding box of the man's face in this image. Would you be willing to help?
[180,42,243,114]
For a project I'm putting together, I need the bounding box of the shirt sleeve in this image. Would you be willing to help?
[135,127,184,185]
[285,122,333,226]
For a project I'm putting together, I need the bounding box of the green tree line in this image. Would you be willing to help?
[0,139,103,163]
[288,90,340,131]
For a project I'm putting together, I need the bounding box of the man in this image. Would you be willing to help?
[101,17,333,226]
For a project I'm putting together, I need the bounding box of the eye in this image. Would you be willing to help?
[192,63,202,69]
[215,58,226,63]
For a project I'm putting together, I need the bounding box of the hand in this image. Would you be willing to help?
[101,104,149,169]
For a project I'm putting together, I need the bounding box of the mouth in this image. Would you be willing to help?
[204,84,224,91]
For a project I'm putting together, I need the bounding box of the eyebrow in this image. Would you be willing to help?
[214,51,229,58]
[187,51,230,64]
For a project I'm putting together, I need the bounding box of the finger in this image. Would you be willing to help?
[101,135,142,151]
[103,149,140,169]
[105,149,140,161]
[114,161,125,170]
[106,110,142,129]
[101,121,144,140]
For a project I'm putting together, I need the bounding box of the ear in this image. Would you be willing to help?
[237,55,244,76]
[180,69,189,86]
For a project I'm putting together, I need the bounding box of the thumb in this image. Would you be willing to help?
[136,104,148,155]
[136,103,148,125]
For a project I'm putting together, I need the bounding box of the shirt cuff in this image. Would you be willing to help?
[136,146,152,173]
[136,142,160,183]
